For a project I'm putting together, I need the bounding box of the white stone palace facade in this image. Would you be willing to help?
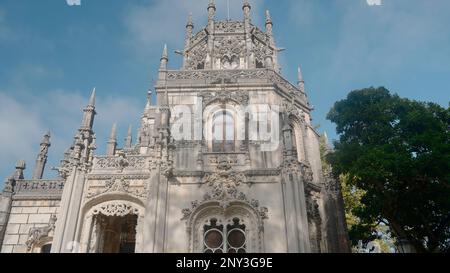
[0,1,349,253]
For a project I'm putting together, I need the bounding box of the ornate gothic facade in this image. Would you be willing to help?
[0,1,349,253]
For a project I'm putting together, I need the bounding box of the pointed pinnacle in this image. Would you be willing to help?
[265,10,272,24]
[187,12,193,28]
[127,125,132,137]
[88,87,96,106]
[161,44,168,60]
[243,0,251,9]
[109,123,117,140]
[298,66,304,83]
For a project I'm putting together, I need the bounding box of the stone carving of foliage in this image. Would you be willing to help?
[181,156,268,221]
[95,154,146,171]
[186,40,208,70]
[215,36,245,58]
[91,202,141,217]
[215,21,244,33]
[26,215,57,251]
[200,89,249,106]
[86,177,149,200]
[280,158,314,183]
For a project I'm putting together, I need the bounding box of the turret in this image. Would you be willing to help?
[124,125,133,149]
[158,44,169,82]
[297,66,305,93]
[265,10,274,46]
[206,0,216,69]
[106,123,117,156]
[207,0,216,30]
[183,13,194,68]
[243,0,251,23]
[32,131,51,179]
[185,13,194,49]
[81,88,96,130]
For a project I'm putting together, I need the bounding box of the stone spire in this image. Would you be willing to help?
[206,0,216,69]
[106,123,117,156]
[243,0,251,21]
[32,131,51,180]
[185,13,194,47]
[124,125,133,149]
[81,88,96,130]
[207,0,216,25]
[265,10,274,45]
[160,44,168,70]
[158,44,169,82]
[297,66,305,93]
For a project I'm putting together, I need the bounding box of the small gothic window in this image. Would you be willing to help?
[221,55,240,70]
[41,244,52,253]
[203,218,246,253]
[255,60,264,69]
[197,62,205,70]
[212,111,235,152]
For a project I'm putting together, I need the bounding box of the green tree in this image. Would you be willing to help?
[326,87,450,253]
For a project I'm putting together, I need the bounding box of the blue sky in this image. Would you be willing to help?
[0,0,449,184]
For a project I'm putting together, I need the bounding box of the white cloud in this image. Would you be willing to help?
[122,0,264,58]
[0,89,143,184]
[366,0,382,6]
[66,0,81,6]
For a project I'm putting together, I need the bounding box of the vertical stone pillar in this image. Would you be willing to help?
[51,169,87,253]
[142,169,169,252]
[0,192,13,249]
[281,170,311,252]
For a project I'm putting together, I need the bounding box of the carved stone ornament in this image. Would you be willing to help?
[181,156,268,221]
[26,215,57,251]
[91,202,141,217]
[280,158,314,183]
[86,177,149,200]
[200,89,249,106]
[96,153,147,172]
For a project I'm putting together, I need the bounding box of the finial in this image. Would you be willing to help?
[298,66,304,83]
[15,160,26,170]
[186,12,193,28]
[297,66,305,92]
[125,124,133,149]
[109,123,117,140]
[162,44,168,60]
[42,131,51,145]
[127,125,132,136]
[208,0,216,10]
[265,10,272,25]
[88,87,96,106]
[243,0,251,10]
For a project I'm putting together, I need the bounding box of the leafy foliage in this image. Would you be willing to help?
[326,87,450,253]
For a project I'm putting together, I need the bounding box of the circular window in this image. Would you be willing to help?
[227,229,246,249]
[204,229,223,249]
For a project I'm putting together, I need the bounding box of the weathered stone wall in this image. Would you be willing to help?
[1,199,60,253]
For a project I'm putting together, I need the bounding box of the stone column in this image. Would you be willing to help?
[51,168,88,253]
[0,193,13,249]
[280,171,311,252]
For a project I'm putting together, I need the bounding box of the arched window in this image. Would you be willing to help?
[203,217,246,253]
[212,111,235,152]
[40,244,52,253]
